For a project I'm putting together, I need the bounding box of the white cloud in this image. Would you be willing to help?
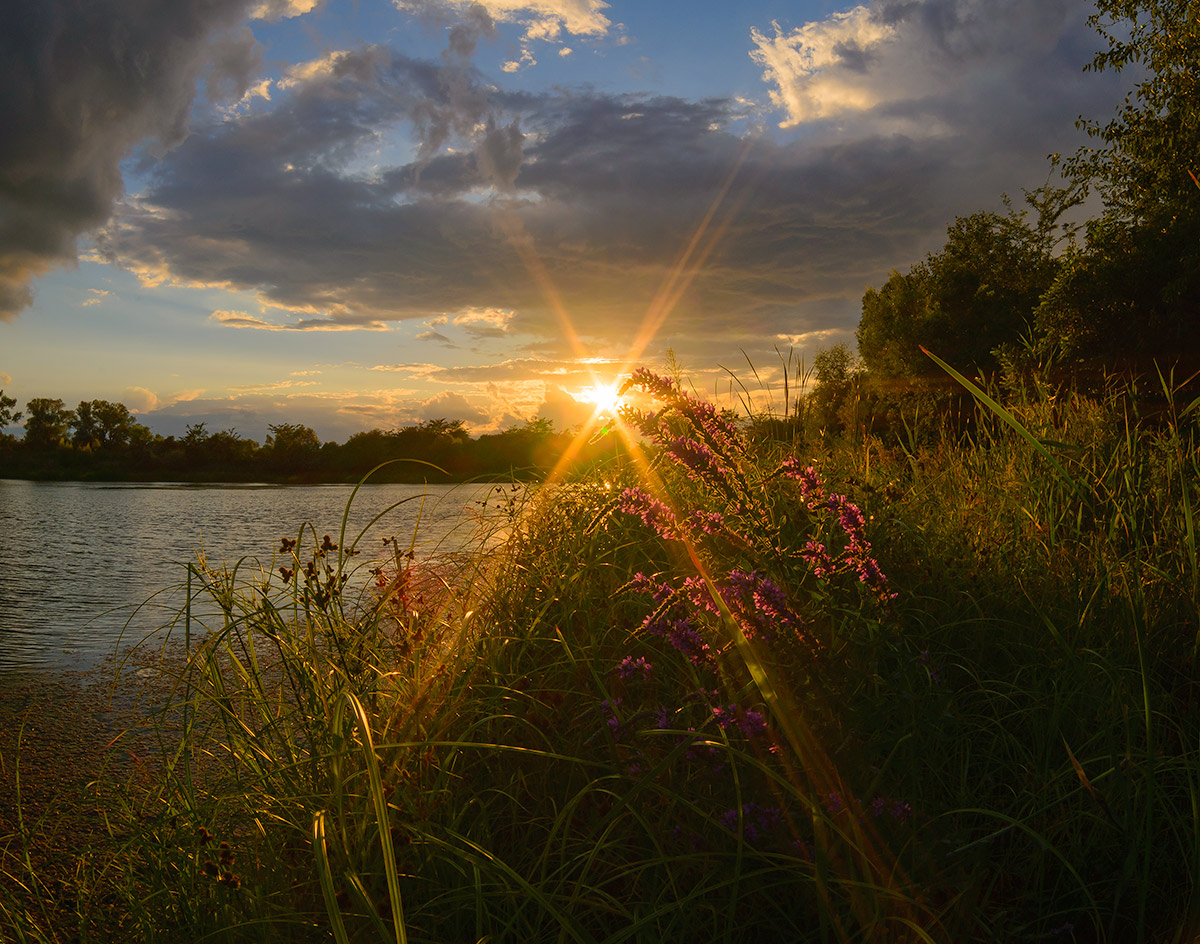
[397,0,610,40]
[122,386,160,413]
[750,8,895,125]
[751,1,1089,131]
[250,0,320,19]
[559,46,572,57]
[416,390,491,425]
[81,288,110,307]
[502,47,537,72]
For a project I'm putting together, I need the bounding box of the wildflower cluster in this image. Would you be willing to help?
[780,458,897,608]
[619,368,745,499]
[602,369,907,858]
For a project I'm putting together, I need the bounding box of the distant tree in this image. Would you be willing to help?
[807,344,859,432]
[70,400,143,450]
[71,400,100,450]
[93,401,140,448]
[266,423,321,472]
[0,390,22,430]
[23,398,71,450]
[206,428,257,465]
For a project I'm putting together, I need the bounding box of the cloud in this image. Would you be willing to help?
[250,0,321,18]
[396,0,610,43]
[228,379,319,392]
[0,0,265,320]
[122,386,160,412]
[136,388,422,442]
[416,329,458,346]
[751,0,1097,131]
[78,3,1126,369]
[211,310,391,331]
[1,373,12,387]
[535,384,593,430]
[81,289,111,307]
[453,307,514,337]
[750,8,895,124]
[414,390,491,425]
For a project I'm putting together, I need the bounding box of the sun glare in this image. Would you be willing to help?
[580,382,623,416]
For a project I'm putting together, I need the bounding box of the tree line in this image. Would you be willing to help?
[0,394,620,483]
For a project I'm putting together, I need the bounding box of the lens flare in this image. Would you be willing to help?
[579,382,622,416]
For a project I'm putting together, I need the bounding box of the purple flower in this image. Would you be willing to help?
[720,802,782,843]
[666,436,729,486]
[890,800,913,822]
[602,699,626,741]
[801,540,835,578]
[712,704,768,739]
[780,459,826,507]
[736,709,767,739]
[627,572,674,603]
[641,607,711,665]
[616,656,654,681]
[619,487,678,540]
[684,509,727,537]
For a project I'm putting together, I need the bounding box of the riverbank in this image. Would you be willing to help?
[0,647,190,935]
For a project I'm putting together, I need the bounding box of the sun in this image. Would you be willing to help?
[579,381,623,417]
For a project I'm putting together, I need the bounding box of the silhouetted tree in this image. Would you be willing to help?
[266,422,321,473]
[23,398,71,450]
[71,400,100,450]
[0,391,22,437]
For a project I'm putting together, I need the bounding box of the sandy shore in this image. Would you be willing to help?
[0,647,191,889]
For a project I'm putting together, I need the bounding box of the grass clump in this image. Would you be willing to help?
[3,365,1199,943]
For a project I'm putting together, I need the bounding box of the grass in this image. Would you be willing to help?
[2,364,1199,942]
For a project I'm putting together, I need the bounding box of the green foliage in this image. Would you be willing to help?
[21,397,71,450]
[857,200,1064,379]
[1066,0,1200,224]
[1036,0,1200,363]
[70,399,145,451]
[808,343,858,432]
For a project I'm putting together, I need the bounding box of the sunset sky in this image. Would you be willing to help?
[1,0,1130,442]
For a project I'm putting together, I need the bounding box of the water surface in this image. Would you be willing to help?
[0,480,504,672]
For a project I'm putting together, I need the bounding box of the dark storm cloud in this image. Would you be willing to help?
[92,0,1128,360]
[0,0,266,320]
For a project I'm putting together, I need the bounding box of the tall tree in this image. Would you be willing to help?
[23,398,71,450]
[92,400,139,448]
[1044,0,1200,360]
[1065,0,1200,224]
[857,201,1061,379]
[0,391,21,430]
[71,400,100,450]
[266,423,321,472]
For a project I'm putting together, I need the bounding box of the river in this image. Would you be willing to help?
[0,480,511,672]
